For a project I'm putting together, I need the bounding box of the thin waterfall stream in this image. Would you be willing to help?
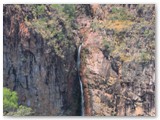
[77,44,85,116]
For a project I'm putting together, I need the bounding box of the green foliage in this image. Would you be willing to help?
[91,22,99,31]
[144,29,149,35]
[50,4,76,20]
[111,7,119,13]
[140,52,151,62]
[81,48,89,65]
[3,87,33,116]
[63,5,76,19]
[5,105,33,116]
[37,5,45,15]
[110,7,134,20]
[104,42,110,50]
[50,4,63,11]
[25,5,76,58]
[12,105,33,116]
[103,39,112,53]
[31,5,46,18]
[3,87,18,112]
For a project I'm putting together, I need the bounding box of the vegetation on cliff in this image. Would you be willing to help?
[3,4,81,116]
[3,87,33,116]
[23,4,77,58]
[79,4,155,116]
[89,4,155,63]
[3,4,155,116]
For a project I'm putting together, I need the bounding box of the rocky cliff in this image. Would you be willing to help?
[3,5,81,115]
[3,4,155,116]
[77,4,155,116]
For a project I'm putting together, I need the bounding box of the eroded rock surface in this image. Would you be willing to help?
[3,5,81,115]
[3,4,155,116]
[78,4,155,116]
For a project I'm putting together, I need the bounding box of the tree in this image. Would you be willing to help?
[3,87,18,113]
[3,87,33,116]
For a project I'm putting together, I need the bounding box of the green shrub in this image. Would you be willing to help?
[3,87,33,116]
[63,5,76,19]
[5,105,33,116]
[25,5,76,58]
[3,87,18,113]
[103,40,111,52]
[12,105,33,116]
[50,4,63,11]
[140,52,151,62]
[110,7,133,20]
[31,5,46,18]
[37,5,45,15]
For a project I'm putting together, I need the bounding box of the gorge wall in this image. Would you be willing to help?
[3,5,81,115]
[3,4,155,116]
[77,4,155,116]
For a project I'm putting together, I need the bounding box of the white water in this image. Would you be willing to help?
[77,44,85,116]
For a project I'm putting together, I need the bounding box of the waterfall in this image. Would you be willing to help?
[77,44,85,116]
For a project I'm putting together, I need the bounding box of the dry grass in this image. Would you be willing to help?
[100,20,134,32]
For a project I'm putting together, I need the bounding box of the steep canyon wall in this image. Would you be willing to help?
[3,5,81,115]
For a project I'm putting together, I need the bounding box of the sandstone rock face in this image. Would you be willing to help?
[3,5,81,115]
[78,4,155,116]
[3,4,155,116]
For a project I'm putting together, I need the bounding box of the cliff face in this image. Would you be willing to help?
[3,5,81,115]
[78,4,155,116]
[3,4,155,116]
